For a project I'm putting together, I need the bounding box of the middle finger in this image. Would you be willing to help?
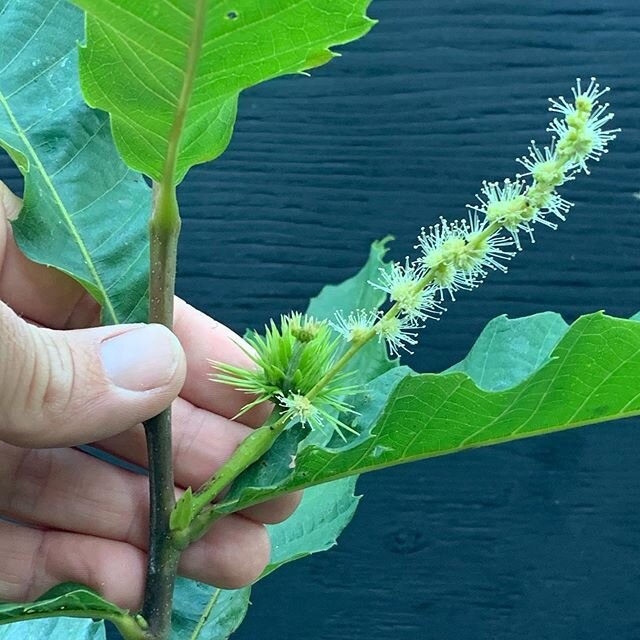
[0,442,270,589]
[97,397,301,524]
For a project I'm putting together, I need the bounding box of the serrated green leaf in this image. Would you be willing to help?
[0,0,151,324]
[71,0,376,183]
[0,618,105,640]
[171,580,249,640]
[213,311,640,515]
[0,583,124,628]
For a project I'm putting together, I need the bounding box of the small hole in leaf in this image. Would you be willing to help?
[226,10,238,20]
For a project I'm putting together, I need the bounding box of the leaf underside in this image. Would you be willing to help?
[0,618,105,640]
[0,0,151,324]
[171,580,250,640]
[71,0,375,183]
[266,476,360,576]
[447,311,569,391]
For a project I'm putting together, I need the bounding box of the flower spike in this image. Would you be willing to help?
[463,212,515,273]
[469,179,533,249]
[212,79,617,442]
[548,77,619,174]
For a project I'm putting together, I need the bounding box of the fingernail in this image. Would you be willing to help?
[100,324,182,391]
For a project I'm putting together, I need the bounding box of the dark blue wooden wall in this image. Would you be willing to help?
[3,0,640,638]
[200,1,640,638]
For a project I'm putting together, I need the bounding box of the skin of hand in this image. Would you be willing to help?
[0,181,300,609]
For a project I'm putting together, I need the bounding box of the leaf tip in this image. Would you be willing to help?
[373,235,394,256]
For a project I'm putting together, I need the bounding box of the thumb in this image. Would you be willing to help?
[0,301,186,448]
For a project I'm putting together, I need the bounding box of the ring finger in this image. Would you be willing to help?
[0,442,270,591]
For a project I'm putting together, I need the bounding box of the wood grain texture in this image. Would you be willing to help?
[2,0,640,638]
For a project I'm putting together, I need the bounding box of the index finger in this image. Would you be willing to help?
[173,298,271,428]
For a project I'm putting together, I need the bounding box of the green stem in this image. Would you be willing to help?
[141,1,208,638]
[141,183,181,638]
[182,409,286,546]
[305,340,369,402]
[114,613,151,640]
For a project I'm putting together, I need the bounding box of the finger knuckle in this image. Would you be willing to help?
[221,523,270,589]
[1,329,75,445]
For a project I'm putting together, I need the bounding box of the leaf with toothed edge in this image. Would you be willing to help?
[0,0,151,325]
[70,0,376,183]
[214,309,640,518]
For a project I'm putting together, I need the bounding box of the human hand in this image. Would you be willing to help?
[0,181,299,608]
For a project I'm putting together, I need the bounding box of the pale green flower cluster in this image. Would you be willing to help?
[213,312,357,439]
[334,77,618,358]
[216,79,617,437]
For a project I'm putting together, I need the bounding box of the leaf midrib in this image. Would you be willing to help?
[188,588,220,640]
[224,405,640,516]
[0,90,118,323]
